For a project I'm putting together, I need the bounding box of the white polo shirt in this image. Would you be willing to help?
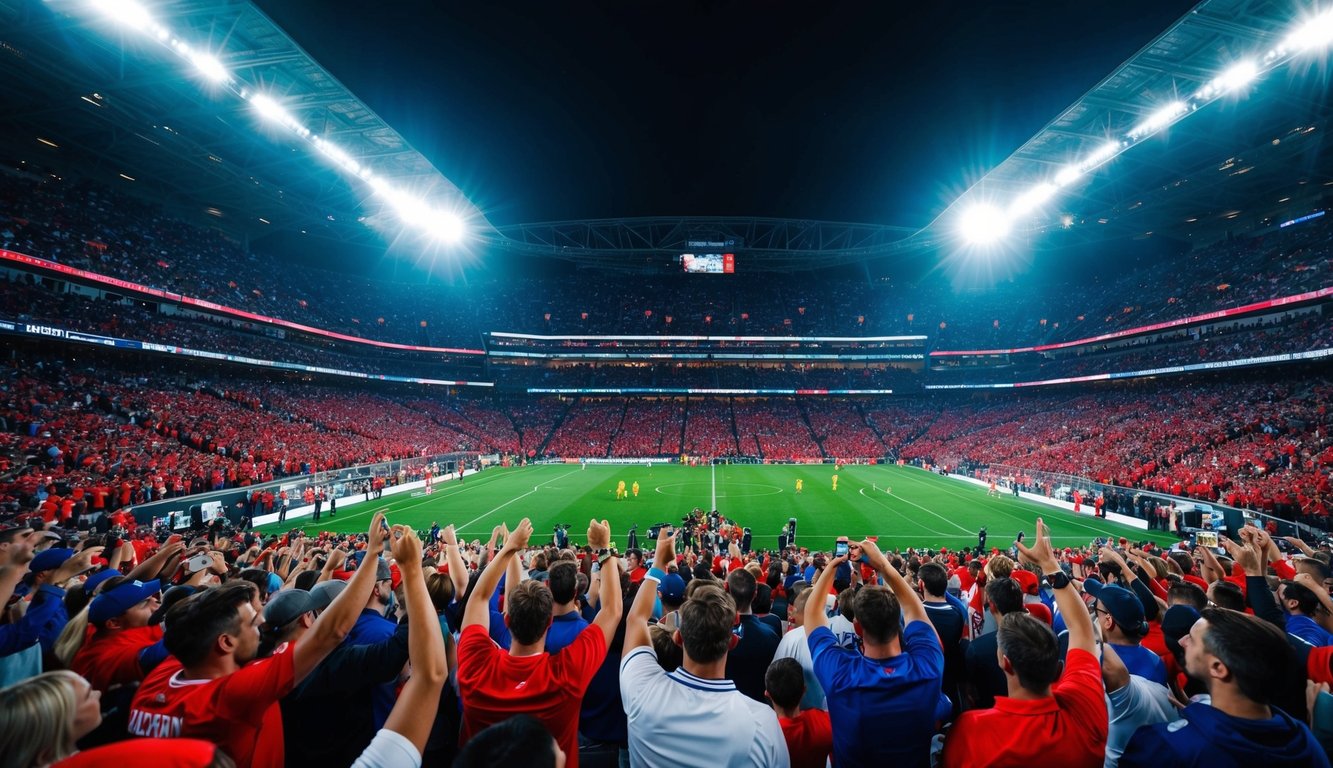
[620,646,790,767]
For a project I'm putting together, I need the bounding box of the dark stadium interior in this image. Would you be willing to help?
[2,0,1333,766]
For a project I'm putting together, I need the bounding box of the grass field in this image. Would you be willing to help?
[256,464,1176,552]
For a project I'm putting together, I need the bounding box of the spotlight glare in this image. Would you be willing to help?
[1215,60,1258,92]
[188,51,229,83]
[430,213,466,243]
[1082,140,1120,170]
[1009,183,1056,216]
[1054,164,1082,187]
[92,0,154,31]
[958,204,1010,245]
[1132,101,1187,138]
[1286,9,1333,51]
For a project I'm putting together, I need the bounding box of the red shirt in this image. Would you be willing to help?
[128,643,296,768]
[779,709,833,768]
[457,623,606,768]
[71,625,163,694]
[940,648,1107,768]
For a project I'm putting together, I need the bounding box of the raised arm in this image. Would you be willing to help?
[1018,518,1094,655]
[125,538,185,583]
[804,554,846,632]
[588,519,623,646]
[463,519,531,631]
[857,538,929,627]
[441,525,469,599]
[624,526,670,653]
[380,525,447,755]
[294,511,387,683]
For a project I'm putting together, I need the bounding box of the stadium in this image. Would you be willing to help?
[1,0,1332,766]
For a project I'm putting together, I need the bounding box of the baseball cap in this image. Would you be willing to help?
[658,573,686,604]
[89,579,161,624]
[0,525,33,544]
[1084,580,1150,637]
[263,589,320,629]
[83,568,121,595]
[29,547,74,572]
[149,585,197,626]
[1161,604,1201,659]
[309,578,347,610]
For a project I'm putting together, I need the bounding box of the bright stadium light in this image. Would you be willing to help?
[1131,101,1187,138]
[1054,164,1083,187]
[430,213,467,243]
[1215,59,1258,92]
[91,0,154,32]
[1009,183,1056,216]
[958,204,1011,245]
[1286,9,1333,51]
[187,50,229,83]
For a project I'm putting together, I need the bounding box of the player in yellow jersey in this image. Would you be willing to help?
[795,478,803,494]
[832,474,839,491]
[616,480,627,500]
[632,480,640,498]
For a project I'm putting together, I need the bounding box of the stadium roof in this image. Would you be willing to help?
[0,0,486,245]
[0,0,1329,270]
[936,0,1333,249]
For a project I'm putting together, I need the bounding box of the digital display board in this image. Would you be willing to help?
[680,253,735,273]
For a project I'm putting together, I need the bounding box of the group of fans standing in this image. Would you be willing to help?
[3,499,1333,767]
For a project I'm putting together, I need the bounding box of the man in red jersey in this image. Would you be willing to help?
[941,518,1107,768]
[127,511,387,768]
[457,518,622,768]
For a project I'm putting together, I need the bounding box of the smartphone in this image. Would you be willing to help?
[186,553,213,573]
[835,541,849,558]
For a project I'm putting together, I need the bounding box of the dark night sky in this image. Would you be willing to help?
[253,1,1200,229]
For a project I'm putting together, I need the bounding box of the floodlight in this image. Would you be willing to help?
[1009,183,1056,216]
[188,51,229,83]
[1215,60,1258,92]
[1286,9,1333,51]
[249,94,305,135]
[92,0,154,32]
[1054,165,1082,187]
[1131,101,1187,138]
[429,213,466,243]
[958,204,1010,245]
[1082,140,1120,169]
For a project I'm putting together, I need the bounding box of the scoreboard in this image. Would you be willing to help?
[680,252,736,273]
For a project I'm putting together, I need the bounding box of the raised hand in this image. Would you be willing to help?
[390,525,422,565]
[367,510,388,554]
[1015,518,1057,572]
[52,546,104,584]
[505,519,533,551]
[588,519,612,550]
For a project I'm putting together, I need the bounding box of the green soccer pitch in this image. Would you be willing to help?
[255,463,1178,552]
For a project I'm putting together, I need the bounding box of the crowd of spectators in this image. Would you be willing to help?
[2,169,1329,355]
[6,497,1333,766]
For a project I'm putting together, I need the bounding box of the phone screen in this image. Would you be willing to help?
[835,541,849,558]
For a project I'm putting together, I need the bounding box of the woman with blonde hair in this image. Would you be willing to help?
[0,670,102,767]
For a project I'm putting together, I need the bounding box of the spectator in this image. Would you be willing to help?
[765,657,833,768]
[724,567,781,702]
[456,518,622,768]
[941,518,1108,768]
[961,577,1025,710]
[1086,580,1168,685]
[0,670,103,767]
[1120,608,1329,767]
[126,513,389,768]
[805,538,942,768]
[620,526,788,766]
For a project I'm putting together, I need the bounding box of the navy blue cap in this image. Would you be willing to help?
[89,579,161,624]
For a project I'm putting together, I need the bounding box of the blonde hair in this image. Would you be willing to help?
[985,554,1014,581]
[54,605,91,668]
[0,670,84,767]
